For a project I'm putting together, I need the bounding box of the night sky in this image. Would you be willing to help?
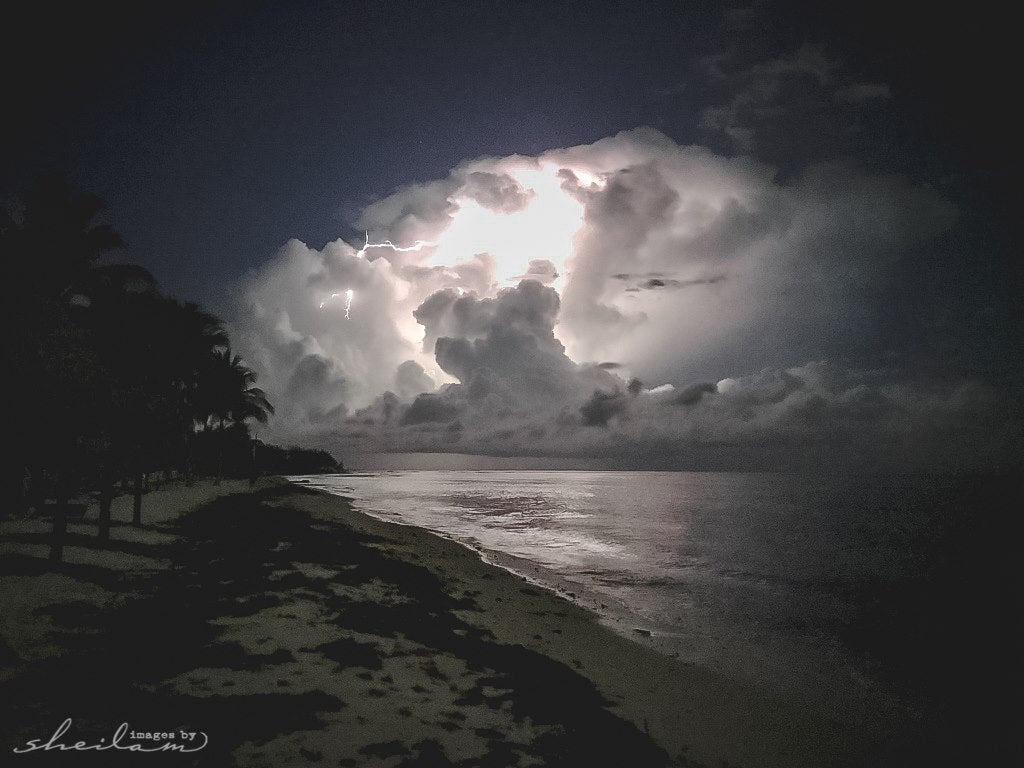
[5,0,1020,467]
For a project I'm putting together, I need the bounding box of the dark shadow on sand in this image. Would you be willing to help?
[2,485,673,767]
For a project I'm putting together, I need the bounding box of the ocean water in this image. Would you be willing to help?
[291,470,1016,724]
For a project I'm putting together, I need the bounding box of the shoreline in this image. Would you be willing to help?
[298,479,668,643]
[288,481,867,767]
[291,474,908,730]
[1,477,877,766]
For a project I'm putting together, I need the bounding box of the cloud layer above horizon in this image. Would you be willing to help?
[232,128,1016,470]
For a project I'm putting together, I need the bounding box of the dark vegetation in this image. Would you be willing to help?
[191,432,344,480]
[249,441,344,475]
[2,177,340,557]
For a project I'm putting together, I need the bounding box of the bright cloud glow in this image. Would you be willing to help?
[425,165,590,289]
[321,164,595,320]
[231,128,998,471]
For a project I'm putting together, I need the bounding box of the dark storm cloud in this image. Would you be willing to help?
[336,355,1018,471]
[674,382,717,406]
[334,280,629,453]
[413,288,498,356]
[579,378,644,426]
[421,280,582,399]
[394,360,436,400]
[287,353,344,408]
[580,389,629,427]
[698,41,898,172]
[681,196,782,262]
[618,275,728,291]
[231,128,1014,470]
[401,393,462,425]
[699,43,836,153]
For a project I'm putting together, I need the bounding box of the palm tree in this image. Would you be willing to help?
[167,302,230,477]
[9,175,155,302]
[4,177,151,553]
[198,348,273,426]
[226,353,274,427]
[5,177,279,559]
[196,348,273,482]
[88,294,229,532]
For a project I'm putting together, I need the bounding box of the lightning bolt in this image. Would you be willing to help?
[318,288,355,316]
[355,231,435,258]
[319,234,435,317]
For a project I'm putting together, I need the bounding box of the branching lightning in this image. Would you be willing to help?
[355,231,435,258]
[320,234,434,317]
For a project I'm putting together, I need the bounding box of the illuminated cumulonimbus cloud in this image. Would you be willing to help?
[232,128,1013,469]
[320,234,434,312]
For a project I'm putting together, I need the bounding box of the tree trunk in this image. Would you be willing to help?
[27,466,44,516]
[49,477,68,563]
[214,418,226,485]
[249,439,258,488]
[3,464,23,521]
[98,472,113,540]
[132,471,143,527]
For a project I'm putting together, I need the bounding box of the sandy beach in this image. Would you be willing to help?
[1,478,878,767]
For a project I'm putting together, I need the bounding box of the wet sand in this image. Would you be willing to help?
[1,478,868,767]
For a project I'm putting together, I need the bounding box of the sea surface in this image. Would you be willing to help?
[291,470,1015,723]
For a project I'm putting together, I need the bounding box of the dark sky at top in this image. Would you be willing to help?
[3,0,1019,387]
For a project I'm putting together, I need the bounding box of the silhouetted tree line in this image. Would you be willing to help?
[1,178,337,560]
[250,441,343,475]
[186,429,343,480]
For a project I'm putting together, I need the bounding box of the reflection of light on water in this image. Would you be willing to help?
[293,469,938,723]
